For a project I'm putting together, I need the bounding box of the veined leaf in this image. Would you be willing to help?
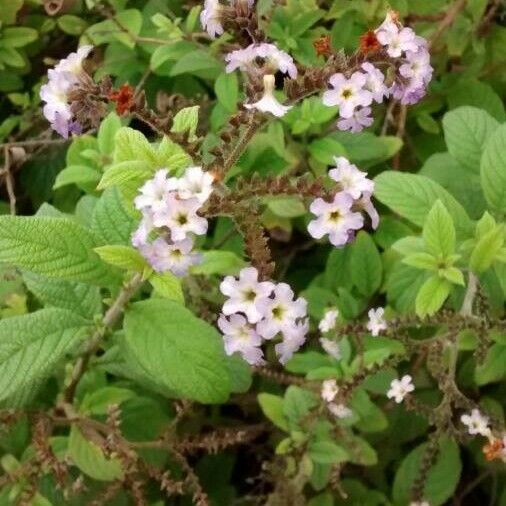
[423,200,456,258]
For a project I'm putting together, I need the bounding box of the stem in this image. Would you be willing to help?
[221,117,260,177]
[63,273,144,403]
[460,272,478,317]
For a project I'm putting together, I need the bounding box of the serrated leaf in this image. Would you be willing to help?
[374,172,472,236]
[23,272,101,319]
[442,106,498,174]
[53,165,101,190]
[123,299,230,403]
[469,226,504,273]
[97,161,152,200]
[171,106,199,141]
[415,275,451,317]
[350,231,382,296]
[423,200,456,258]
[0,308,90,407]
[283,386,318,428]
[92,188,136,246]
[440,267,465,286]
[403,252,437,270]
[480,123,506,214]
[0,216,112,285]
[98,112,121,155]
[94,245,146,271]
[80,387,136,415]
[113,127,157,164]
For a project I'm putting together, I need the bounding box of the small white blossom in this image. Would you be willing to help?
[255,43,297,78]
[318,308,339,333]
[328,157,374,200]
[274,319,308,364]
[461,409,491,437]
[337,107,373,133]
[321,379,339,402]
[356,191,379,229]
[376,24,418,58]
[256,282,307,339]
[387,375,414,403]
[200,0,224,38]
[308,192,364,247]
[220,267,275,323]
[244,74,292,117]
[319,337,341,360]
[134,169,178,214]
[225,45,257,73]
[361,62,389,103]
[323,72,372,119]
[367,307,387,336]
[328,402,352,419]
[218,313,265,365]
[178,166,214,204]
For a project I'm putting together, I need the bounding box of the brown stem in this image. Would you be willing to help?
[429,0,468,49]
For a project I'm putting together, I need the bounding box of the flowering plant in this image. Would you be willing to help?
[0,0,505,504]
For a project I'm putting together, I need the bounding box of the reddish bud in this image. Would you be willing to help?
[108,84,135,115]
[313,35,332,58]
[360,30,381,54]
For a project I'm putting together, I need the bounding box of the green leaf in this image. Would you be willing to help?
[374,172,472,236]
[0,308,90,407]
[148,272,184,303]
[442,106,498,174]
[475,343,506,385]
[403,252,437,270]
[94,245,146,272]
[123,299,230,403]
[68,426,123,481]
[0,216,112,285]
[350,389,388,433]
[215,72,238,113]
[171,106,199,141]
[0,46,25,68]
[423,200,456,258]
[23,272,101,320]
[91,188,136,246]
[191,250,246,276]
[440,267,465,286]
[57,15,88,35]
[97,161,152,200]
[266,196,306,218]
[469,226,504,273]
[309,441,348,465]
[308,137,347,165]
[170,50,222,77]
[113,127,157,165]
[350,231,382,297]
[53,165,101,190]
[283,386,318,427]
[393,438,461,506]
[80,387,136,415]
[98,112,122,155]
[258,393,288,430]
[0,0,23,24]
[480,123,506,214]
[113,9,142,48]
[416,275,451,317]
[1,27,38,47]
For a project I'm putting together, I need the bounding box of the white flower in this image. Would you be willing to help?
[220,267,275,323]
[323,72,372,119]
[337,107,373,133]
[328,157,374,200]
[256,282,307,339]
[307,192,364,247]
[274,319,308,364]
[153,194,208,241]
[131,216,153,248]
[356,191,379,229]
[321,379,338,402]
[367,307,387,336]
[225,45,257,73]
[319,308,339,333]
[328,402,352,419]
[361,62,389,103]
[200,0,224,38]
[387,375,414,403]
[244,74,292,117]
[54,45,93,76]
[178,166,214,204]
[255,43,297,78]
[461,409,491,437]
[40,78,73,124]
[218,314,265,365]
[134,169,178,214]
[376,24,419,58]
[400,48,433,86]
[319,337,341,360]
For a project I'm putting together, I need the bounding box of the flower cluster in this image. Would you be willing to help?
[218,267,308,365]
[39,45,93,138]
[461,409,491,438]
[308,157,378,247]
[200,0,255,39]
[320,379,352,419]
[132,167,214,277]
[387,375,414,403]
[323,12,432,133]
[225,42,297,117]
[318,308,341,360]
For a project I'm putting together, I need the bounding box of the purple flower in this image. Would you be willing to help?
[274,319,308,365]
[361,62,389,103]
[337,107,374,133]
[200,0,224,38]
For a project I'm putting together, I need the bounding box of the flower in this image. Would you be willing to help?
[139,237,200,276]
[274,319,308,364]
[308,192,364,247]
[244,74,292,117]
[328,402,352,419]
[387,375,414,403]
[361,62,389,103]
[319,337,341,360]
[178,166,214,204]
[54,45,93,75]
[319,308,339,333]
[376,23,418,58]
[461,409,491,437]
[218,314,265,365]
[328,157,374,200]
[321,379,338,402]
[337,107,373,133]
[256,282,307,339]
[200,0,224,38]
[134,169,178,215]
[356,191,379,229]
[322,72,372,118]
[225,45,257,73]
[367,307,387,336]
[255,43,297,78]
[220,267,275,323]
[108,84,135,115]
